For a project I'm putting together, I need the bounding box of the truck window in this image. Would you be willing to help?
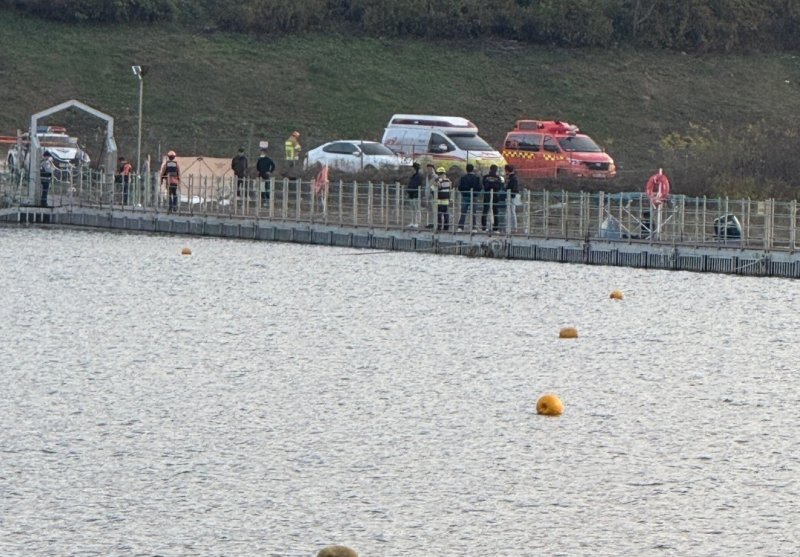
[447,133,493,151]
[507,133,541,152]
[428,132,452,153]
[543,136,560,153]
[557,135,603,153]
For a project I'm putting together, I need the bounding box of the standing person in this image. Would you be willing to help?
[481,164,504,233]
[504,164,520,232]
[39,151,54,207]
[406,162,422,228]
[231,147,248,197]
[160,150,180,213]
[256,148,276,204]
[117,156,133,205]
[433,167,452,231]
[424,163,437,228]
[456,163,482,232]
[284,131,302,170]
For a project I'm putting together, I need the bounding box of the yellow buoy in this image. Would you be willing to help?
[181,247,192,256]
[559,326,578,339]
[610,289,624,300]
[317,546,358,557]
[537,393,564,416]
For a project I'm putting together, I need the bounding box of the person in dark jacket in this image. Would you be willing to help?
[481,164,505,233]
[406,162,422,228]
[456,163,482,232]
[505,164,521,231]
[256,148,276,203]
[40,151,54,207]
[231,147,248,197]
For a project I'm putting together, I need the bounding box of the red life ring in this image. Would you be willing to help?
[646,172,670,206]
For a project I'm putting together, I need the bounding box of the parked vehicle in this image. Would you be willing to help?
[304,140,411,174]
[502,120,616,179]
[381,114,505,174]
[5,125,91,173]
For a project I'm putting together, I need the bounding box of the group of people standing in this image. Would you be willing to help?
[229,130,303,202]
[406,162,521,233]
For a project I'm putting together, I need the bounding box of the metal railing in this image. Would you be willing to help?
[2,168,799,251]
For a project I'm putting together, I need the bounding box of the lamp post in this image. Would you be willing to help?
[132,65,143,175]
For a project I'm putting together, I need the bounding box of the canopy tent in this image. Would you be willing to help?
[159,156,234,204]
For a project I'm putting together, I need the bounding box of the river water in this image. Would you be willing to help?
[0,227,797,556]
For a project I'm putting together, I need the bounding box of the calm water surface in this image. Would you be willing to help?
[0,227,798,556]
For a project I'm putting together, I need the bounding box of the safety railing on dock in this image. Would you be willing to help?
[2,168,799,251]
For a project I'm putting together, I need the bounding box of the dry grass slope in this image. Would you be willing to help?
[2,11,800,196]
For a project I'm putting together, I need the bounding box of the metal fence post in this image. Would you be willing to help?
[352,181,358,226]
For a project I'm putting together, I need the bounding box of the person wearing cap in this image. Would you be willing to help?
[456,163,482,232]
[433,167,452,231]
[117,156,133,205]
[256,147,276,204]
[284,131,302,169]
[481,164,504,233]
[39,151,54,207]
[231,147,248,198]
[160,150,180,213]
[406,162,422,228]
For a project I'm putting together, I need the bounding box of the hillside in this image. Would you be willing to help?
[2,11,800,195]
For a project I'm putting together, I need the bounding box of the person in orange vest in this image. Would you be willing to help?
[160,150,180,213]
[117,156,133,205]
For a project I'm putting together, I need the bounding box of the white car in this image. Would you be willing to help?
[6,126,90,172]
[304,140,411,173]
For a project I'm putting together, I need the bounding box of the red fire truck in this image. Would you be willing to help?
[502,120,616,179]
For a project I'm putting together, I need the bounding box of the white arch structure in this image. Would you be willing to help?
[27,99,118,201]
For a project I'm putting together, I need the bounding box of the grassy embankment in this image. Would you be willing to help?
[2,10,800,194]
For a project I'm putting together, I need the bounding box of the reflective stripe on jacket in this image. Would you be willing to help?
[162,160,180,185]
[284,138,301,161]
[435,178,452,205]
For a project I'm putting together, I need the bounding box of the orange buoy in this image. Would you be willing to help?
[559,326,578,339]
[317,546,358,557]
[610,289,624,300]
[537,393,564,416]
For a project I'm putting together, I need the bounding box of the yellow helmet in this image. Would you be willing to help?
[436,167,446,174]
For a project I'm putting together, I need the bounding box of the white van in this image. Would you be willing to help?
[381,114,506,174]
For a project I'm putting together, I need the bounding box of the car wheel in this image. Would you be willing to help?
[363,165,377,172]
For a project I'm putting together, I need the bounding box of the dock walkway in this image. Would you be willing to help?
[2,172,798,278]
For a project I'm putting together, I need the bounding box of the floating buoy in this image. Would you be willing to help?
[559,326,578,339]
[610,289,624,300]
[317,546,358,557]
[537,393,564,416]
[181,247,192,255]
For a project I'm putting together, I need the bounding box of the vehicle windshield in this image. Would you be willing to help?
[360,143,396,156]
[557,135,602,153]
[446,133,493,151]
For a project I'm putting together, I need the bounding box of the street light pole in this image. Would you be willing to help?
[132,65,143,175]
